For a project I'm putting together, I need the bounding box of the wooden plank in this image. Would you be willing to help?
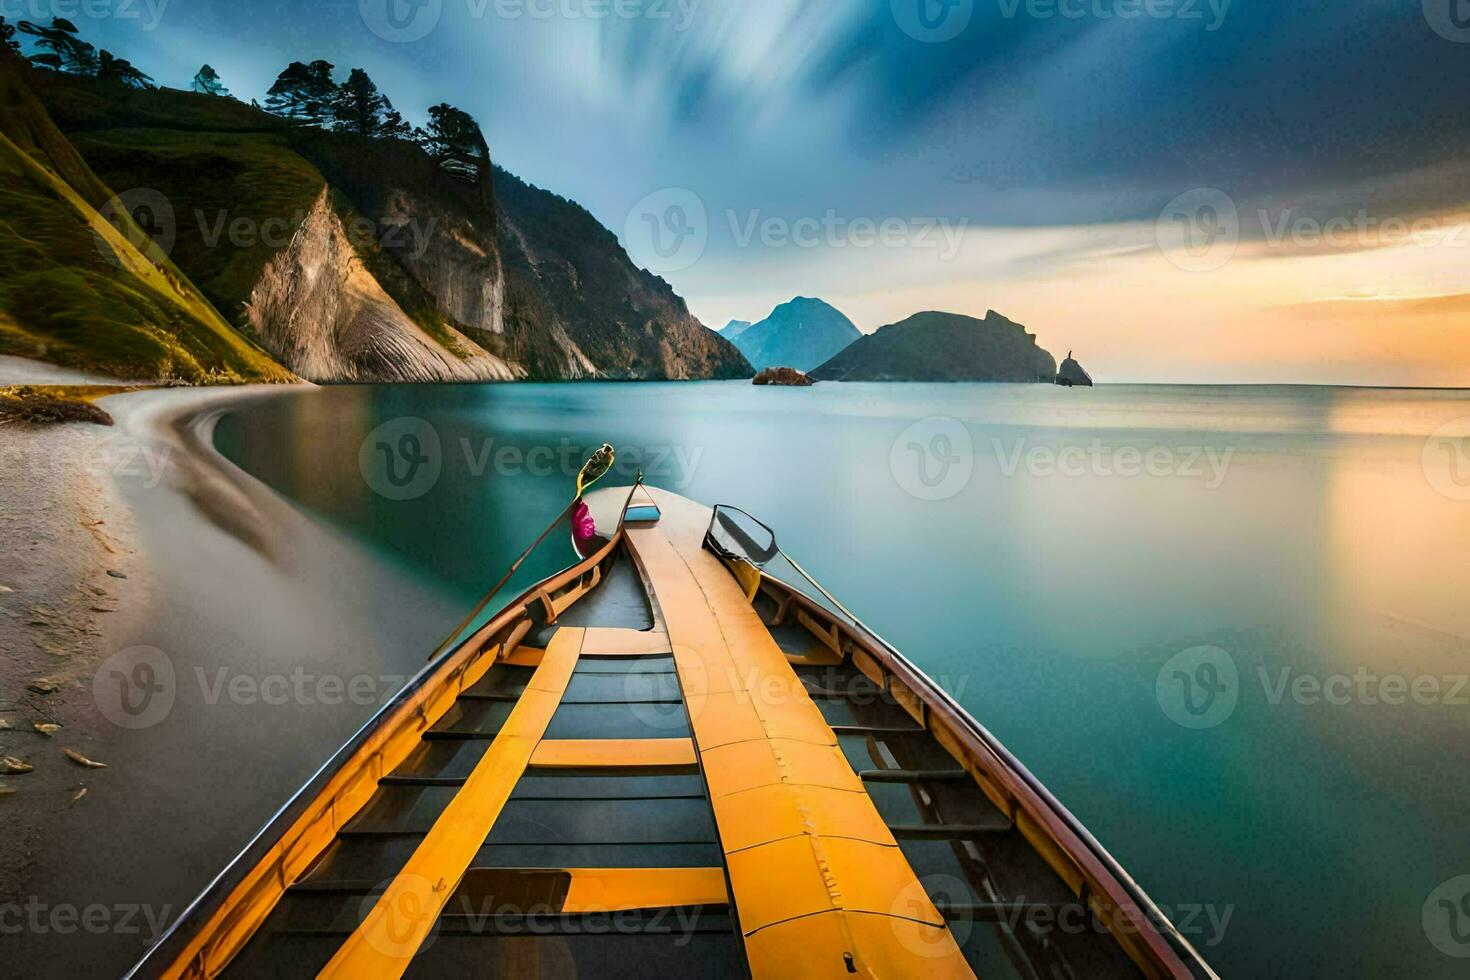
[318,628,585,979]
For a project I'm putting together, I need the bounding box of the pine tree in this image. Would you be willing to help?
[264,60,336,124]
[17,18,98,75]
[264,62,313,118]
[422,103,489,185]
[191,64,229,97]
[332,68,392,136]
[303,59,336,126]
[97,50,153,88]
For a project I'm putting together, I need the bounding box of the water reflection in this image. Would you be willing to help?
[214,381,1470,979]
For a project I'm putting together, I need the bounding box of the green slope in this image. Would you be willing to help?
[0,54,292,382]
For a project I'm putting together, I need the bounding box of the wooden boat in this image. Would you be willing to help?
[129,479,1217,979]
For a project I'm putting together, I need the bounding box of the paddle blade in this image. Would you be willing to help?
[576,444,615,496]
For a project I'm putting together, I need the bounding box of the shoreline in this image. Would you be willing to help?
[0,383,466,978]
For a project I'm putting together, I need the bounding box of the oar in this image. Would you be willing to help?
[424,444,618,661]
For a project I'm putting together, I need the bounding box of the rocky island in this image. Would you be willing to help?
[810,310,1058,383]
[752,366,815,386]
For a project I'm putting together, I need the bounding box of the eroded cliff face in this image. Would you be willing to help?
[25,73,751,383]
[244,189,517,383]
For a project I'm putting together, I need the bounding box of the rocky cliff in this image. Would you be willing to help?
[810,310,1057,383]
[243,188,516,382]
[15,64,749,382]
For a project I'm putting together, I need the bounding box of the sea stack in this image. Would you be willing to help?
[1056,351,1093,387]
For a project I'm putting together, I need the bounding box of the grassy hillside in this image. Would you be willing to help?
[0,54,292,382]
[70,128,327,322]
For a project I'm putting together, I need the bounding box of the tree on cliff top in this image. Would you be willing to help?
[97,49,153,88]
[332,68,403,137]
[421,103,489,186]
[17,18,98,74]
[191,64,229,96]
[264,59,336,124]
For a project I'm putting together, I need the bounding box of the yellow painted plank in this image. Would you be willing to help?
[561,867,728,913]
[529,738,697,769]
[712,783,894,853]
[317,628,585,979]
[700,739,864,799]
[622,489,973,978]
[580,627,672,656]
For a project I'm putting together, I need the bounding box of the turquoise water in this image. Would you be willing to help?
[214,381,1470,978]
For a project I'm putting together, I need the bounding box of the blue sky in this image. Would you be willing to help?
[28,0,1470,382]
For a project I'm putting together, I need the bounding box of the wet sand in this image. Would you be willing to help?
[0,386,466,977]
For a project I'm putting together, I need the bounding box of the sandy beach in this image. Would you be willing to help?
[0,384,465,978]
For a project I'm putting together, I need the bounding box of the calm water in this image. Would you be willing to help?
[215,381,1470,978]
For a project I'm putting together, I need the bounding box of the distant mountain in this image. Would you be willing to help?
[719,319,753,339]
[810,310,1057,383]
[729,297,861,372]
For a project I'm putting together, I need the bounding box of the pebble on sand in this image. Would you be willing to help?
[1,756,35,775]
[105,570,127,580]
[27,678,61,695]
